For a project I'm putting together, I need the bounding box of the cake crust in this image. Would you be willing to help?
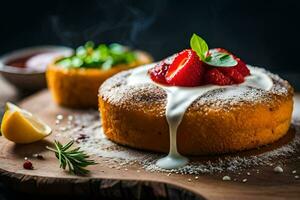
[98,66,294,155]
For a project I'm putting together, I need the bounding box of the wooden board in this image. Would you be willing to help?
[0,90,300,200]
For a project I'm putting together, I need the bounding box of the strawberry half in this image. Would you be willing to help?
[149,60,170,84]
[210,48,250,77]
[234,58,250,76]
[165,49,204,87]
[204,68,233,85]
[203,48,250,85]
[217,67,245,84]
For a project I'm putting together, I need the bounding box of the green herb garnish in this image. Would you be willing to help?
[190,33,237,67]
[46,140,96,175]
[56,42,137,70]
[190,33,208,61]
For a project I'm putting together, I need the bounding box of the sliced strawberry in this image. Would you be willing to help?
[149,60,169,84]
[165,49,204,87]
[204,68,233,86]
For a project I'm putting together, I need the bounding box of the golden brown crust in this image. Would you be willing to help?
[46,51,152,108]
[98,65,294,155]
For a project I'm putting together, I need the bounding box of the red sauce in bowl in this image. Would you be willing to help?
[5,51,70,72]
[6,54,38,68]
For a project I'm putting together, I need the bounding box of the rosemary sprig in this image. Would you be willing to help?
[46,140,96,175]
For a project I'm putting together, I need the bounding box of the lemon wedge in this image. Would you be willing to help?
[1,102,52,144]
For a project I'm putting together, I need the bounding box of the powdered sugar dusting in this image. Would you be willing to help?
[55,111,300,174]
[99,64,292,117]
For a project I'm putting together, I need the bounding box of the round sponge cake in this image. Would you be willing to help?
[47,51,152,108]
[98,65,293,155]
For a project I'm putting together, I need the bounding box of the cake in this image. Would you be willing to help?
[47,42,152,108]
[98,34,293,169]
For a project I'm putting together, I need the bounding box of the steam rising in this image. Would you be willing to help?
[50,1,166,47]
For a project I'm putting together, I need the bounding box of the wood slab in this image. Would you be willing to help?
[0,90,300,200]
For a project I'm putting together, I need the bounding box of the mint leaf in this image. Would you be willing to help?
[219,54,230,60]
[190,33,238,67]
[204,50,237,67]
[190,33,208,61]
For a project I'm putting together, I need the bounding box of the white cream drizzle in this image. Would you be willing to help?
[127,63,273,169]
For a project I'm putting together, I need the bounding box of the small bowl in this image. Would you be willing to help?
[0,46,73,92]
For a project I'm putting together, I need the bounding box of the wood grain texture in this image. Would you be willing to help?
[0,90,299,200]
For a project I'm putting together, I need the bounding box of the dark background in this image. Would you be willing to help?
[1,0,300,83]
[1,0,300,78]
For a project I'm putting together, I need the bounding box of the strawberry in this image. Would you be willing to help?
[149,60,170,84]
[210,48,250,77]
[149,46,249,87]
[165,49,204,87]
[234,58,250,76]
[204,48,250,84]
[204,68,233,85]
[217,67,245,84]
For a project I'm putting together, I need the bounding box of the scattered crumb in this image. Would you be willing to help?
[242,178,247,183]
[273,166,284,173]
[295,175,299,179]
[32,154,44,160]
[56,114,63,120]
[68,115,73,121]
[59,127,67,132]
[222,176,231,181]
[292,170,297,174]
[247,172,251,176]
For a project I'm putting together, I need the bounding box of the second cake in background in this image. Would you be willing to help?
[46,42,152,108]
